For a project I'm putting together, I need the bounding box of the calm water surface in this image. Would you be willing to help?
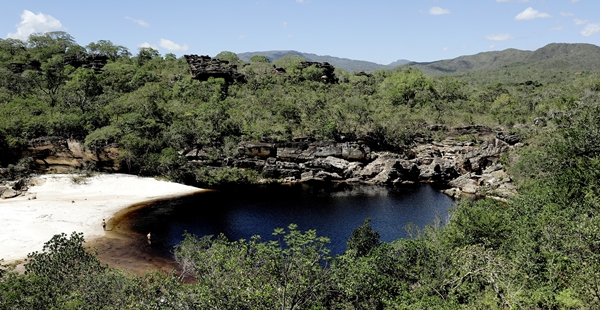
[117,183,455,258]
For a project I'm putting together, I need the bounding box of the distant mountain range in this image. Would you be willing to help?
[238,43,600,75]
[237,50,409,72]
[407,43,600,76]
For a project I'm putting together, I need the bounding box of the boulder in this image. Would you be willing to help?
[496,131,521,145]
[314,171,343,181]
[370,169,398,184]
[304,156,350,174]
[418,158,458,181]
[238,142,276,158]
[341,143,370,161]
[442,187,463,199]
[314,143,342,158]
[1,188,18,199]
[359,153,399,179]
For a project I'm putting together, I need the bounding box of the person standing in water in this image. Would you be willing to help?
[102,219,106,231]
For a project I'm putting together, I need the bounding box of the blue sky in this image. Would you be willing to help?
[1,0,599,64]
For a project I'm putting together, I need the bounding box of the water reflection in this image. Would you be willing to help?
[115,183,455,258]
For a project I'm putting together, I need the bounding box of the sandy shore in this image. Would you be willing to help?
[0,173,203,263]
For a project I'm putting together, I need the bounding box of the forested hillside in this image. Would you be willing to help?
[2,32,600,308]
[408,43,600,77]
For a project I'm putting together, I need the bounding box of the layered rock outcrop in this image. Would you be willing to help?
[19,137,119,173]
[63,54,109,73]
[8,127,519,200]
[194,128,521,199]
[184,55,246,83]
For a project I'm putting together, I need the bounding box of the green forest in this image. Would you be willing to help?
[2,31,600,308]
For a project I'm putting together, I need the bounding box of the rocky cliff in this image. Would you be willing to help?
[225,130,518,199]
[3,127,520,200]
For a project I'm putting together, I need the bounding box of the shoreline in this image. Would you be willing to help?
[0,173,204,264]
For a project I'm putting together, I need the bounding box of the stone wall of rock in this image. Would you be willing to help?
[10,127,520,200]
[17,137,119,173]
[188,129,521,199]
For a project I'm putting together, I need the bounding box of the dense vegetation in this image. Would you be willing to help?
[2,32,600,308]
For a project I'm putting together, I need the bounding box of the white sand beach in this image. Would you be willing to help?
[0,174,203,262]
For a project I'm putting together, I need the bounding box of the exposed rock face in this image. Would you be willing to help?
[10,54,109,74]
[8,60,41,73]
[63,54,109,73]
[496,131,521,145]
[220,129,519,198]
[184,55,246,83]
[18,137,119,173]
[16,125,518,199]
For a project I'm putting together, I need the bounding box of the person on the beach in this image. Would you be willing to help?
[147,232,152,244]
[102,219,106,231]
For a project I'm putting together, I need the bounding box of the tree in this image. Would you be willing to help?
[61,68,103,113]
[174,224,333,309]
[29,55,72,106]
[273,54,305,73]
[86,39,130,61]
[27,31,77,60]
[346,218,381,257]
[214,51,241,65]
[136,47,160,66]
[379,67,437,107]
[250,55,271,63]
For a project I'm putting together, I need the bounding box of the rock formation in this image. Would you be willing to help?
[184,55,246,83]
[9,126,519,200]
[63,54,109,73]
[18,137,119,173]
[195,126,520,199]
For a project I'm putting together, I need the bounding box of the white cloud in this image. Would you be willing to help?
[238,35,247,40]
[442,47,449,51]
[561,12,574,17]
[138,42,157,49]
[489,45,496,49]
[125,16,150,27]
[7,10,63,40]
[159,39,189,51]
[574,18,589,25]
[515,7,551,20]
[496,0,530,2]
[485,33,513,41]
[287,33,294,38]
[571,0,580,3]
[429,6,450,15]
[283,21,288,28]
[550,26,564,31]
[581,24,600,36]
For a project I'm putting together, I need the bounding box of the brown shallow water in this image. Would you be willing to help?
[84,196,194,276]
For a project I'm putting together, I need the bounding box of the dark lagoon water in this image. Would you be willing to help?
[114,183,455,258]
